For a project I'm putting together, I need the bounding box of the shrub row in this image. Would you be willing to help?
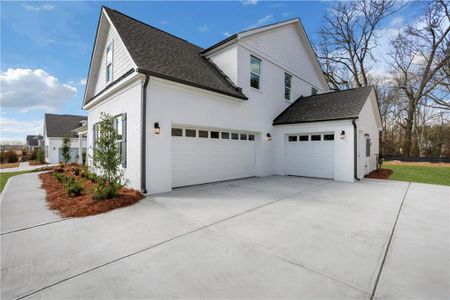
[1,151,18,163]
[53,172,84,197]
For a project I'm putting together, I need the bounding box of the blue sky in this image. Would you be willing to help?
[1,0,423,143]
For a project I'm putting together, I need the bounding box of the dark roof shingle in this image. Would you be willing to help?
[103,7,247,100]
[26,135,42,146]
[273,86,373,125]
[45,114,87,138]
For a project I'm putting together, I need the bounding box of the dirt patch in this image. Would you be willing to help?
[384,160,450,167]
[39,169,143,218]
[0,163,20,169]
[365,168,393,180]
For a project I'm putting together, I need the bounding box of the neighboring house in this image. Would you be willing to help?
[83,7,382,194]
[43,114,88,164]
[26,135,43,151]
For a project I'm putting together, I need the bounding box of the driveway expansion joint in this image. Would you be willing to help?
[1,218,71,236]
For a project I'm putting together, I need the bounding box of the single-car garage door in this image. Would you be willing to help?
[172,127,256,187]
[285,133,335,179]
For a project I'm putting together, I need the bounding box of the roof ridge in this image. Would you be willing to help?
[295,86,373,101]
[103,6,202,50]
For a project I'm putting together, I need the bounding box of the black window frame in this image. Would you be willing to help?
[210,131,219,139]
[284,73,292,101]
[250,55,261,90]
[288,135,297,142]
[185,129,196,137]
[248,134,255,141]
[231,133,239,140]
[311,134,321,141]
[199,130,208,138]
[221,132,230,139]
[299,135,309,141]
[171,128,183,137]
[324,134,334,141]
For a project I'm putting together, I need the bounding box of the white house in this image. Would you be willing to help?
[43,114,88,164]
[82,7,382,194]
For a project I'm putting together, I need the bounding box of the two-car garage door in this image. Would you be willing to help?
[285,133,335,179]
[172,127,256,187]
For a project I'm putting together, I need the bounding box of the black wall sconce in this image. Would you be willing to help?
[153,122,160,134]
[340,130,345,139]
[266,133,272,141]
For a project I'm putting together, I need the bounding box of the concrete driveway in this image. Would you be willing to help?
[1,174,449,299]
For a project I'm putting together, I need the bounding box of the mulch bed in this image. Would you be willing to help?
[364,168,393,179]
[39,168,143,218]
[29,161,49,166]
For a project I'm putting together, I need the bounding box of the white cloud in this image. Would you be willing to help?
[197,25,209,32]
[246,15,274,29]
[79,78,87,85]
[1,117,43,135]
[160,20,168,25]
[22,3,55,12]
[241,0,258,6]
[223,32,231,37]
[0,68,77,112]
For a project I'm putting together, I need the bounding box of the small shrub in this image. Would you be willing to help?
[64,179,84,197]
[1,151,19,163]
[73,168,80,176]
[92,181,119,200]
[53,172,67,183]
[36,149,45,163]
[61,137,71,164]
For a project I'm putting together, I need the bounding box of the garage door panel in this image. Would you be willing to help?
[172,131,256,187]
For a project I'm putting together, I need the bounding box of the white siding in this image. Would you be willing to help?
[208,45,238,85]
[45,138,87,164]
[240,24,327,93]
[87,79,142,189]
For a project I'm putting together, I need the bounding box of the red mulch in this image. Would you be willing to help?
[29,161,49,166]
[364,168,393,179]
[39,168,143,218]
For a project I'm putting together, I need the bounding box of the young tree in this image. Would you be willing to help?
[389,0,450,156]
[92,112,124,199]
[61,137,71,164]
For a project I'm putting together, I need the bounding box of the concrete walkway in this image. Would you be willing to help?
[1,174,449,299]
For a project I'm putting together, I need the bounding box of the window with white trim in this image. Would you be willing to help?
[284,73,292,100]
[106,43,113,83]
[250,55,261,89]
[114,114,127,167]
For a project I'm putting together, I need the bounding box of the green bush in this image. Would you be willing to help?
[36,148,45,163]
[92,180,120,200]
[53,172,67,183]
[1,151,18,163]
[30,149,38,160]
[64,179,84,197]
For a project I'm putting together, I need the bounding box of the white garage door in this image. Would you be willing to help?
[172,127,256,187]
[285,133,335,179]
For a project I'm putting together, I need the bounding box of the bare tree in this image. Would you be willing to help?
[316,0,399,89]
[389,0,450,156]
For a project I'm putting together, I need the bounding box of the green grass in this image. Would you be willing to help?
[0,171,30,193]
[383,164,450,186]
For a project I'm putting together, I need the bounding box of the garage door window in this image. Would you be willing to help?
[324,134,334,141]
[288,136,297,142]
[172,128,183,137]
[211,131,219,139]
[311,135,321,141]
[299,135,309,141]
[221,132,230,139]
[199,130,208,138]
[240,134,247,140]
[185,129,196,137]
[231,133,239,140]
[249,134,255,141]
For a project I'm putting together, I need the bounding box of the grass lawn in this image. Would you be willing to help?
[383,163,450,186]
[0,171,30,192]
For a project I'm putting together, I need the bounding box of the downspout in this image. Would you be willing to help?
[352,119,360,181]
[141,74,150,193]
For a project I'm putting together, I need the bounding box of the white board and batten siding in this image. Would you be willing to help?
[171,127,256,187]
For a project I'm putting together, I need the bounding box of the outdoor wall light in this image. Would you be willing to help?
[153,122,160,135]
[340,130,345,139]
[266,133,272,141]
[364,133,370,137]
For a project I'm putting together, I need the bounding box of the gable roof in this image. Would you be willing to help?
[26,135,42,146]
[273,86,374,125]
[45,114,88,138]
[98,7,247,101]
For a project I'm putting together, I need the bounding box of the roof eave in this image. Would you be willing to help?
[273,117,358,126]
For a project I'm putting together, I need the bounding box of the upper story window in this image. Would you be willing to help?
[250,55,261,89]
[284,73,292,101]
[311,87,318,95]
[106,43,113,83]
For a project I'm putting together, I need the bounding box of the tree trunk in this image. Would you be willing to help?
[403,97,416,156]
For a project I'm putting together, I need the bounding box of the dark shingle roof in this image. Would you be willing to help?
[45,114,87,138]
[103,7,247,100]
[273,86,373,125]
[26,135,42,146]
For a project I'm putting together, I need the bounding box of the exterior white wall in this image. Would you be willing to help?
[273,120,356,182]
[86,79,143,189]
[45,138,87,164]
[208,45,238,85]
[356,91,382,176]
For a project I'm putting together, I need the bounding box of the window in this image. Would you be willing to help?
[231,133,239,140]
[211,131,219,139]
[185,129,196,137]
[288,135,297,142]
[366,139,371,157]
[221,132,230,139]
[106,43,113,83]
[240,134,247,140]
[250,56,261,89]
[311,135,321,141]
[324,134,334,141]
[299,135,309,141]
[249,134,255,141]
[311,87,318,95]
[171,128,183,136]
[199,130,208,138]
[113,114,127,167]
[284,73,292,100]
